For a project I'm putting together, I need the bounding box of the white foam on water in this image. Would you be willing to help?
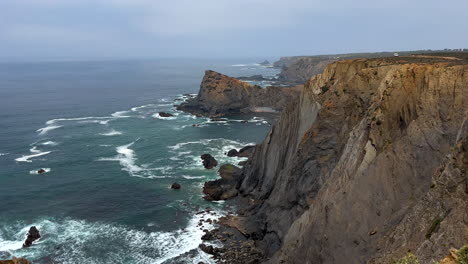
[39,141,58,146]
[0,153,8,157]
[182,175,205,179]
[36,125,62,135]
[98,140,166,179]
[29,168,51,174]
[0,215,221,264]
[231,64,247,67]
[111,111,131,118]
[99,129,123,136]
[45,116,111,125]
[15,148,52,163]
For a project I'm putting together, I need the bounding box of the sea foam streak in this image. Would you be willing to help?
[99,129,122,136]
[15,147,52,163]
[36,125,62,135]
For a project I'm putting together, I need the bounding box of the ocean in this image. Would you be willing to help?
[0,58,279,263]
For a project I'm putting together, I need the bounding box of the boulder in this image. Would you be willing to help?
[226,149,239,157]
[201,154,218,169]
[158,112,174,117]
[37,169,46,174]
[23,226,40,247]
[170,183,181,189]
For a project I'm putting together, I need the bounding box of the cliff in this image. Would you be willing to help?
[272,50,458,85]
[233,55,468,263]
[177,70,300,117]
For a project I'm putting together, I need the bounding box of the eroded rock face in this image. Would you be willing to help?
[176,70,300,117]
[236,55,468,263]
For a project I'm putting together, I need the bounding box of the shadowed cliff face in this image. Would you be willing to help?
[238,56,467,263]
[177,70,300,117]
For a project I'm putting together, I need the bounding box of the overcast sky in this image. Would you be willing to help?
[0,0,466,60]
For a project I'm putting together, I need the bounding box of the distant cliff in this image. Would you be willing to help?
[272,50,454,85]
[231,55,467,263]
[177,70,300,117]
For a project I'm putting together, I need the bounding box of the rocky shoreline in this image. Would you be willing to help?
[182,53,468,264]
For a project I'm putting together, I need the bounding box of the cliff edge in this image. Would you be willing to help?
[229,55,467,263]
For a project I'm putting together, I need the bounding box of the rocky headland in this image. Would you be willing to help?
[184,53,468,263]
[176,70,301,117]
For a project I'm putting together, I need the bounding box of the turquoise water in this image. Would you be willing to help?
[0,58,279,263]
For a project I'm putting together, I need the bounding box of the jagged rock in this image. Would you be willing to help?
[170,183,181,189]
[23,226,40,247]
[198,244,217,255]
[259,60,271,66]
[158,112,174,117]
[200,154,218,169]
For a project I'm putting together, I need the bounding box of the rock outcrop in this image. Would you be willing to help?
[201,154,218,169]
[176,70,300,117]
[230,55,468,263]
[23,226,40,247]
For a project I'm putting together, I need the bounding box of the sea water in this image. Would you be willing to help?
[0,58,279,263]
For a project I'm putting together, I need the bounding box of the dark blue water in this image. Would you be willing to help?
[0,58,279,263]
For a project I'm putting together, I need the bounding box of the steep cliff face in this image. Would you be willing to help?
[238,56,467,263]
[277,57,336,85]
[177,70,300,117]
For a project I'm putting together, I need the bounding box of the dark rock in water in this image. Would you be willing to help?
[37,169,46,174]
[170,183,181,189]
[158,112,174,117]
[227,149,239,157]
[201,231,215,241]
[199,244,217,255]
[237,145,255,157]
[240,120,248,123]
[23,226,40,247]
[259,60,271,65]
[201,154,218,169]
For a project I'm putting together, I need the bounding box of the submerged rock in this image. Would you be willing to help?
[170,183,181,189]
[37,169,46,174]
[201,154,218,169]
[158,112,174,117]
[23,226,40,247]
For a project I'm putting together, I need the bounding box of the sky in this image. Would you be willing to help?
[0,0,467,60]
